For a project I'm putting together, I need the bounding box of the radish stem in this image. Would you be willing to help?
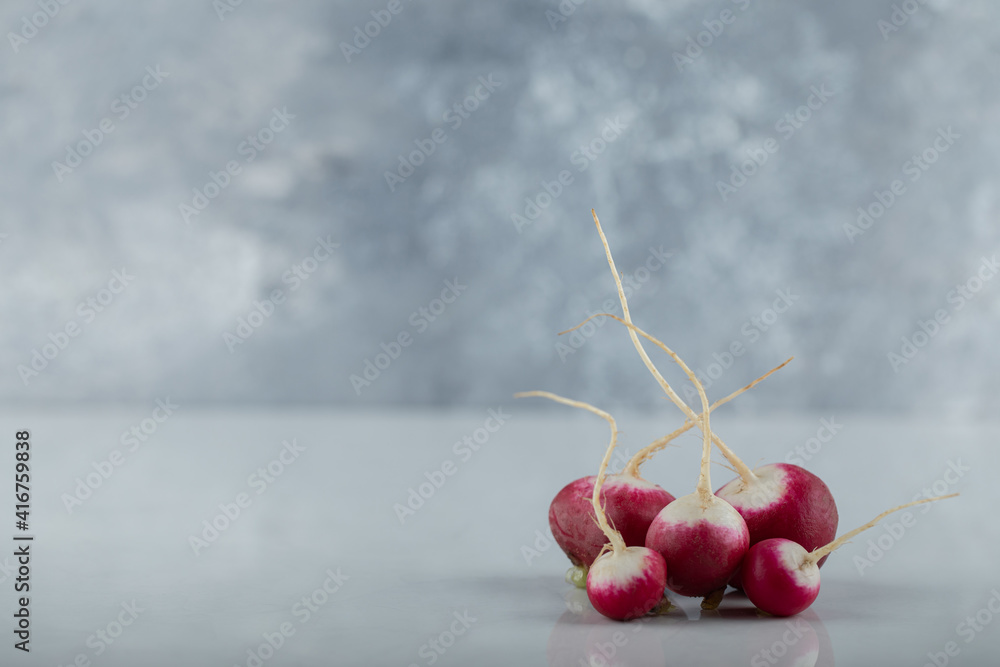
[581,310,760,486]
[514,390,626,554]
[804,493,959,565]
[690,350,714,505]
[622,357,793,477]
[592,211,696,431]
[591,210,759,485]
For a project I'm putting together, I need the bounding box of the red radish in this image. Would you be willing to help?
[640,357,749,597]
[547,473,673,585]
[715,462,838,586]
[540,359,788,586]
[572,307,837,587]
[590,209,839,589]
[514,391,668,620]
[623,369,839,587]
[603,312,839,588]
[744,494,958,616]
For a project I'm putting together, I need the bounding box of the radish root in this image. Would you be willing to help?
[622,357,793,477]
[591,211,706,437]
[591,209,760,488]
[589,311,760,488]
[514,390,627,554]
[804,493,959,565]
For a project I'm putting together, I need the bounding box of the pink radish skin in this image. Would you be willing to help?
[645,494,749,597]
[716,462,838,587]
[743,494,957,616]
[515,391,668,620]
[742,538,820,617]
[549,474,675,568]
[587,545,668,621]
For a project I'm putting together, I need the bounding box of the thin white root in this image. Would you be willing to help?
[585,310,760,486]
[591,211,701,430]
[591,210,716,502]
[514,390,626,553]
[713,459,739,475]
[805,493,960,564]
[622,357,792,477]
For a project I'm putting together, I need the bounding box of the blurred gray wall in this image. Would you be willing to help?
[1,0,997,416]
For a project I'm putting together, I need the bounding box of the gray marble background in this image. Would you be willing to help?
[1,0,997,415]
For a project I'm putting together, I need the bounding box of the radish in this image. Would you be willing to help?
[639,349,750,598]
[743,493,958,616]
[513,391,668,620]
[537,358,788,587]
[590,209,839,589]
[546,474,673,587]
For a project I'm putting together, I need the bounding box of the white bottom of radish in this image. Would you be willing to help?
[589,548,656,588]
[718,464,788,510]
[655,493,746,530]
[587,547,667,621]
[775,541,820,589]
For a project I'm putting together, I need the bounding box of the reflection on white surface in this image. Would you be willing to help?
[547,587,831,667]
[1,408,997,665]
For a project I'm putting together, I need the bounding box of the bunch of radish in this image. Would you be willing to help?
[517,210,958,621]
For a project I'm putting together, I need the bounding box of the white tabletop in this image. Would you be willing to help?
[3,407,996,666]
